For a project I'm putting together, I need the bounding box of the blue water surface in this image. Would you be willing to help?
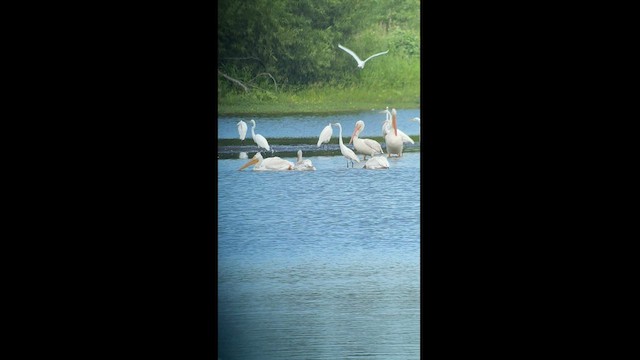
[218,151,421,359]
[218,108,421,139]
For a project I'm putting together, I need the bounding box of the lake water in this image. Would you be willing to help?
[217,109,421,139]
[218,112,421,359]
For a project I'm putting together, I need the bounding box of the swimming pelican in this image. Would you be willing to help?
[363,155,390,170]
[293,150,316,171]
[249,119,271,153]
[332,122,360,168]
[349,120,383,160]
[317,123,333,150]
[237,120,247,144]
[238,152,293,171]
[338,44,389,69]
[384,109,404,157]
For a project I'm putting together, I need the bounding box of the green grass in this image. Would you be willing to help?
[218,55,420,116]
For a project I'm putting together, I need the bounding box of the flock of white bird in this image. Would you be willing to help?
[236,107,419,171]
[234,44,420,172]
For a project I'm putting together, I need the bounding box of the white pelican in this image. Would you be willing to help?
[384,108,404,157]
[332,122,360,168]
[382,109,415,144]
[293,150,316,171]
[338,44,389,69]
[239,152,293,171]
[317,123,333,150]
[349,120,383,160]
[364,155,390,170]
[237,120,247,143]
[249,119,271,153]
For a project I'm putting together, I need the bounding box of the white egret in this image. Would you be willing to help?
[410,117,421,142]
[293,150,316,171]
[239,152,248,159]
[332,122,360,168]
[239,152,293,171]
[384,108,404,157]
[338,44,389,69]
[349,120,383,160]
[317,123,333,150]
[364,155,390,170]
[237,120,247,144]
[249,119,271,153]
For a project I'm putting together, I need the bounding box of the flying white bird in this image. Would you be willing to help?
[237,120,247,143]
[338,44,389,69]
[293,150,316,171]
[317,123,333,150]
[349,120,383,160]
[333,122,360,168]
[385,108,404,157]
[364,155,390,170]
[249,119,271,153]
[238,152,293,171]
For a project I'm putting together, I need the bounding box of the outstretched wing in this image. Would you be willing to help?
[363,50,389,63]
[338,44,362,63]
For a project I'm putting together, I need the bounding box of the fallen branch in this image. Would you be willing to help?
[248,72,278,92]
[217,70,248,92]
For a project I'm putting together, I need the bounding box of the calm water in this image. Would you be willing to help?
[218,115,421,359]
[218,109,421,139]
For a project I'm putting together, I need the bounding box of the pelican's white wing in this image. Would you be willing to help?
[398,129,415,144]
[338,44,362,63]
[257,157,294,171]
[361,138,384,154]
[364,156,390,169]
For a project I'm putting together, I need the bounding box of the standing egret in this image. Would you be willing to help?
[332,123,360,168]
[293,150,316,171]
[237,120,247,144]
[317,123,333,150]
[338,44,389,69]
[349,120,383,160]
[249,119,271,153]
[239,152,293,171]
[364,155,390,170]
[410,117,421,142]
[384,109,404,157]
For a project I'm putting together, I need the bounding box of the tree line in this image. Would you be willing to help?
[218,0,420,93]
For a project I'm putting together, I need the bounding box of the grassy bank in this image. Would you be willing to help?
[218,53,420,116]
[218,84,420,116]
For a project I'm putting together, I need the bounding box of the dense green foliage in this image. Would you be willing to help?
[218,0,420,115]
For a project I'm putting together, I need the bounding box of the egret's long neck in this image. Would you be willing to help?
[251,123,256,137]
[337,125,343,145]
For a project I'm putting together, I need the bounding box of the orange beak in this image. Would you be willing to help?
[349,124,360,145]
[239,158,258,170]
[392,114,398,136]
